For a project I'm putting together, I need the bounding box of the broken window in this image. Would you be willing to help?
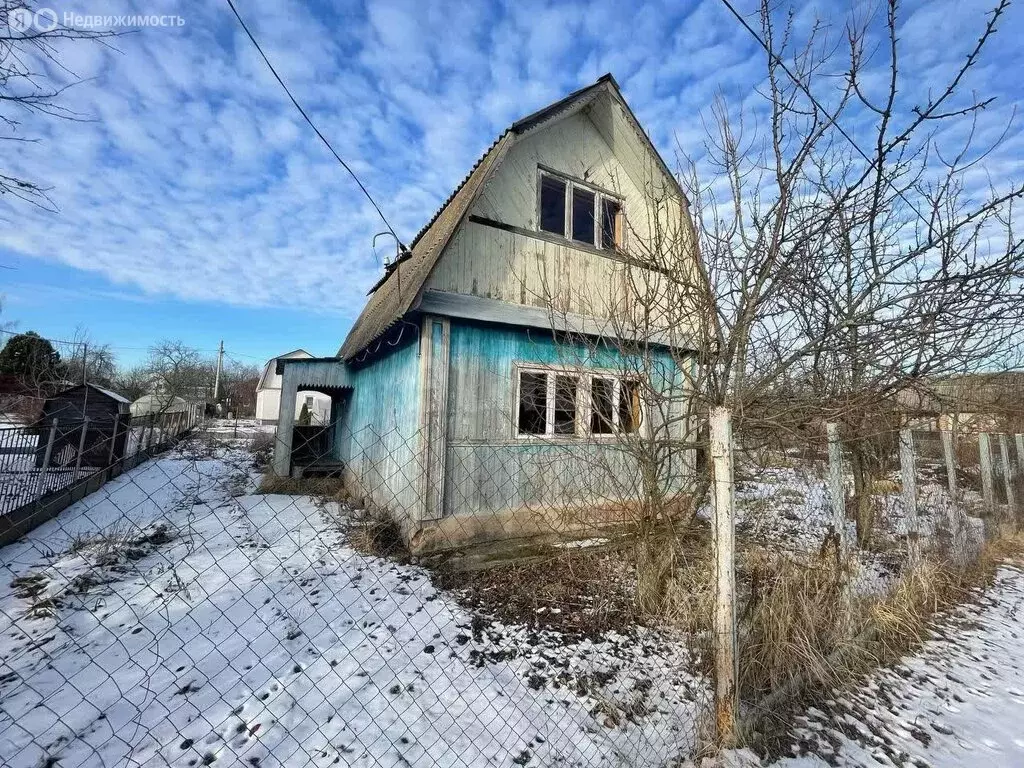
[515,368,643,438]
[553,374,579,435]
[590,377,615,434]
[539,175,566,235]
[618,379,642,433]
[601,198,622,249]
[571,187,596,245]
[517,371,548,435]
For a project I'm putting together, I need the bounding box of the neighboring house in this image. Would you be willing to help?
[901,372,1024,432]
[271,75,706,554]
[255,350,332,425]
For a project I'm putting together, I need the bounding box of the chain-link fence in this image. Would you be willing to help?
[0,404,718,768]
[2,391,1022,767]
[726,419,1023,748]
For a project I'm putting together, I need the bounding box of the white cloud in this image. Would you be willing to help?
[0,0,1019,330]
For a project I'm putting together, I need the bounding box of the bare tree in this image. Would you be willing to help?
[142,341,211,414]
[513,0,1024,609]
[56,327,117,387]
[112,364,151,403]
[0,2,115,210]
[672,0,1024,546]
[219,360,261,418]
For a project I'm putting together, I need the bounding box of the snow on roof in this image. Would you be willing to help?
[85,383,131,404]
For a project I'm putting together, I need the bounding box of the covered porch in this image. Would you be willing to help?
[271,357,352,478]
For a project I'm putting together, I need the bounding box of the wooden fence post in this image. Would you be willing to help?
[826,423,848,559]
[980,433,995,514]
[710,407,738,747]
[73,417,89,482]
[899,429,920,565]
[999,434,1016,518]
[108,418,120,466]
[941,430,958,498]
[36,418,58,502]
[1016,434,1024,469]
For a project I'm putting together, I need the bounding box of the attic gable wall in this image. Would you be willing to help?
[422,106,697,338]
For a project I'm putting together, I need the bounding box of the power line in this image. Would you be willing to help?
[223,0,407,253]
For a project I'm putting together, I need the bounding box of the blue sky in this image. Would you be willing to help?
[1,0,1021,367]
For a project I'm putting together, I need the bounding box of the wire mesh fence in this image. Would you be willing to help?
[1,392,1023,767]
[727,420,1024,744]
[0,405,717,768]
[0,409,201,519]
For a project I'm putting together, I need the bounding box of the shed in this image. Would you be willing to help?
[35,383,131,467]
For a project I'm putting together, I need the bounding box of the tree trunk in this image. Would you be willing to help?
[849,445,875,548]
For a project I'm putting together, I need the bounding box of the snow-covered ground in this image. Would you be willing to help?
[0,441,708,768]
[774,563,1024,767]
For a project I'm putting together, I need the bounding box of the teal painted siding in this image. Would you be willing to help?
[337,336,423,517]
[442,320,692,518]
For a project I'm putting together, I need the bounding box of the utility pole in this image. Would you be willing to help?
[81,342,88,385]
[213,340,224,402]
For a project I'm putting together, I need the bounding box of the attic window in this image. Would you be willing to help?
[537,169,623,250]
[540,176,567,235]
[571,188,595,244]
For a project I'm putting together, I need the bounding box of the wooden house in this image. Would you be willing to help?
[272,75,708,554]
[255,350,332,425]
[35,383,131,467]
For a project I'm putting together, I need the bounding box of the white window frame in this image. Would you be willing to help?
[537,170,623,251]
[512,363,645,440]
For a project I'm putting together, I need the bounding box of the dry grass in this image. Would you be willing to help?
[256,474,347,498]
[870,478,901,495]
[347,514,408,561]
[737,551,861,700]
[662,530,715,642]
[744,526,1024,753]
[250,432,274,468]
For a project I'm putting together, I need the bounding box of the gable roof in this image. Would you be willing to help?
[338,73,686,361]
[49,382,131,404]
[257,349,315,391]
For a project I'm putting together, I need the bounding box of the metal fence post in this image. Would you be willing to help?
[73,417,89,482]
[825,423,848,560]
[941,429,958,498]
[36,418,58,502]
[710,406,738,747]
[899,428,920,565]
[980,432,995,514]
[999,434,1016,518]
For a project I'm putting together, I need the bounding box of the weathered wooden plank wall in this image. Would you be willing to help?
[441,320,693,518]
[337,337,424,519]
[423,108,698,343]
